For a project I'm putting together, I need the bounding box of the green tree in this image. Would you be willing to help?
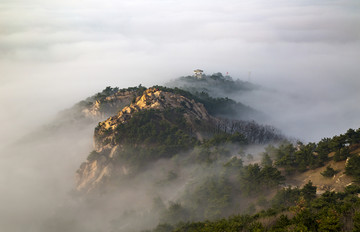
[321,166,338,178]
[345,128,360,145]
[240,164,262,195]
[270,214,291,231]
[261,153,273,167]
[271,187,301,209]
[334,146,350,162]
[301,181,317,202]
[223,157,243,177]
[316,138,332,163]
[345,155,360,182]
[318,209,342,232]
[261,166,285,189]
[353,211,360,232]
[274,142,297,174]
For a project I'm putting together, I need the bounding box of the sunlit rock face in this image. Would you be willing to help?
[95,88,212,131]
[76,88,216,193]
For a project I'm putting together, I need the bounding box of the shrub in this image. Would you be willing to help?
[321,166,338,178]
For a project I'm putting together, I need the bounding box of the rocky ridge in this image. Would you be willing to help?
[94,88,214,150]
[76,88,215,192]
[75,87,286,193]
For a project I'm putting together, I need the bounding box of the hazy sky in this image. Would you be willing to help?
[1,0,360,144]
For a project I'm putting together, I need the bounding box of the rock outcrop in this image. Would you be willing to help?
[94,88,214,150]
[76,88,215,192]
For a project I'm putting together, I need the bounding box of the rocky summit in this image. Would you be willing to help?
[76,88,216,192]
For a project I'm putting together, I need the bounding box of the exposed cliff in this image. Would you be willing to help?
[76,88,216,192]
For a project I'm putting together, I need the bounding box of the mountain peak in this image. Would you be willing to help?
[97,87,212,131]
[76,88,215,192]
[76,86,284,193]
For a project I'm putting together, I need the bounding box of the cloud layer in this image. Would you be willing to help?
[1,0,360,142]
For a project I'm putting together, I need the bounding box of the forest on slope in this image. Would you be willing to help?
[145,128,360,232]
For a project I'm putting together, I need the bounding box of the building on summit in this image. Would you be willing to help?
[193,69,204,79]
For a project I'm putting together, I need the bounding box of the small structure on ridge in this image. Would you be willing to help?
[193,69,204,79]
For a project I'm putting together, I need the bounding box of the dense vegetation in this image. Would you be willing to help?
[91,110,261,169]
[261,128,360,175]
[93,108,198,166]
[146,183,360,232]
[146,157,286,226]
[138,128,360,232]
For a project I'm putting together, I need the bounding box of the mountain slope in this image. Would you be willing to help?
[146,131,360,232]
[76,87,284,192]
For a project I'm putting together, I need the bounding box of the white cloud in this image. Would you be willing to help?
[0,0,359,143]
